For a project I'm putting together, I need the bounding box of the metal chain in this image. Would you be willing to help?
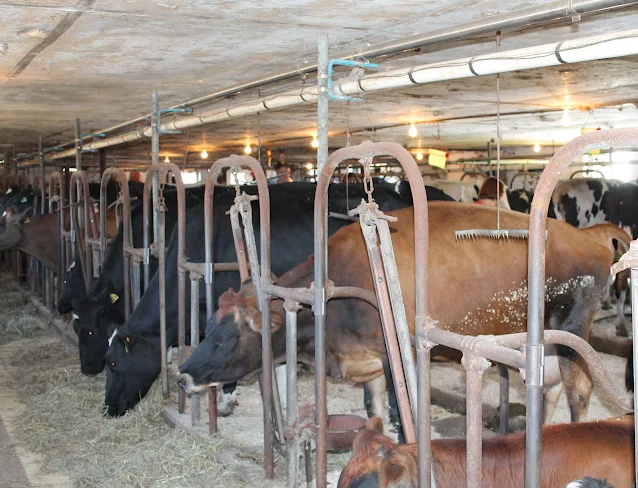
[231,166,240,197]
[496,31,502,232]
[361,157,374,204]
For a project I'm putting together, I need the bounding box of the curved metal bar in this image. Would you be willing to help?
[526,127,638,488]
[569,169,605,179]
[461,170,487,181]
[314,140,430,488]
[204,154,273,476]
[493,330,633,412]
[101,169,131,319]
[48,172,66,305]
[142,163,186,402]
[69,171,94,287]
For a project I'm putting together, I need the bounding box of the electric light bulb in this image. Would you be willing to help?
[560,107,572,127]
[201,149,208,159]
[164,155,170,163]
[305,162,313,170]
[533,142,541,153]
[311,136,318,149]
[408,124,418,138]
[244,143,252,155]
[416,151,423,161]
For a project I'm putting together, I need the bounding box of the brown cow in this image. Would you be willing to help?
[338,416,634,488]
[179,202,615,423]
[0,208,117,272]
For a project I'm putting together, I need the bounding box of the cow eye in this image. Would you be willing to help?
[110,361,116,368]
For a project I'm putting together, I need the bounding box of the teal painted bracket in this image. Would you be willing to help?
[328,59,378,102]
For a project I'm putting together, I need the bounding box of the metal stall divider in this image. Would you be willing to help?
[100,169,132,320]
[69,171,97,290]
[48,172,66,310]
[142,162,186,399]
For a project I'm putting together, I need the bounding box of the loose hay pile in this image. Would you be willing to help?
[0,274,246,488]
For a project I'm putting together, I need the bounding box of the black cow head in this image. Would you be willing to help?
[58,260,87,314]
[71,282,123,375]
[178,286,284,394]
[104,328,160,416]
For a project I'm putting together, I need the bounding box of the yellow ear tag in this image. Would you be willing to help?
[109,293,119,304]
[125,345,129,353]
[125,336,131,343]
[23,218,30,224]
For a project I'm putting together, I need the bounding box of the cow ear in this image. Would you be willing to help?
[243,306,284,335]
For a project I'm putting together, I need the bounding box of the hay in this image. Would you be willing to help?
[0,272,44,341]
[12,349,244,488]
[0,272,247,488]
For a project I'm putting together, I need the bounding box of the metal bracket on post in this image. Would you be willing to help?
[327,59,378,102]
[158,108,193,135]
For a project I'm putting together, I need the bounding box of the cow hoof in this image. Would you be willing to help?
[216,390,238,417]
[616,323,629,338]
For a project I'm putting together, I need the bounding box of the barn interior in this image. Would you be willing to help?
[1,1,638,487]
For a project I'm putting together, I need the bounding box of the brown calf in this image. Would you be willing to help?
[339,417,634,488]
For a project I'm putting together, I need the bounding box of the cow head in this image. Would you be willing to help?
[58,260,87,314]
[338,418,394,488]
[177,285,284,394]
[71,281,123,375]
[0,207,31,250]
[104,327,160,416]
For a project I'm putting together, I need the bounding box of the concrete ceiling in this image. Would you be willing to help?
[1,0,638,165]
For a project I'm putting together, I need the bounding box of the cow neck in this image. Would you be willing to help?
[18,213,59,272]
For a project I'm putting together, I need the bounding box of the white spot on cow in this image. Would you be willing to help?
[108,328,118,346]
[72,313,79,320]
[67,261,76,272]
[6,189,12,194]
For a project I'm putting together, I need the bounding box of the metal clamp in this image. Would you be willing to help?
[204,262,213,284]
[158,108,193,135]
[327,59,378,102]
[144,247,151,266]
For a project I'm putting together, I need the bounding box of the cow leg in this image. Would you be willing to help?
[600,278,613,310]
[616,288,628,337]
[543,350,563,423]
[559,348,593,422]
[363,374,387,420]
[217,382,238,417]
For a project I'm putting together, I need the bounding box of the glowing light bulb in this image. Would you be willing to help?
[533,142,541,153]
[416,151,423,161]
[311,136,318,149]
[560,107,572,127]
[201,149,208,159]
[164,155,170,163]
[244,143,252,155]
[408,124,418,138]
[305,162,313,170]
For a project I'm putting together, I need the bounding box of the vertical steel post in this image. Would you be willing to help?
[498,364,510,435]
[632,265,638,483]
[74,119,82,171]
[463,354,489,488]
[151,91,161,246]
[191,277,200,425]
[285,300,300,488]
[159,192,168,397]
[99,148,106,178]
[38,136,48,305]
[314,32,329,488]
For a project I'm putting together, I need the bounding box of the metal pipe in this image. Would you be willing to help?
[317,34,329,176]
[314,141,430,488]
[32,0,637,162]
[365,237,415,442]
[191,277,200,426]
[463,354,489,488]
[100,169,131,319]
[285,300,301,488]
[525,127,638,487]
[45,28,638,160]
[152,91,160,246]
[632,266,638,483]
[74,118,82,171]
[498,364,510,435]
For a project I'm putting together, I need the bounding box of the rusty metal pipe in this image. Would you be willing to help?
[285,300,301,488]
[525,127,638,487]
[463,354,490,488]
[424,328,525,370]
[204,155,272,477]
[191,277,201,426]
[49,172,66,302]
[314,140,430,488]
[100,169,131,319]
